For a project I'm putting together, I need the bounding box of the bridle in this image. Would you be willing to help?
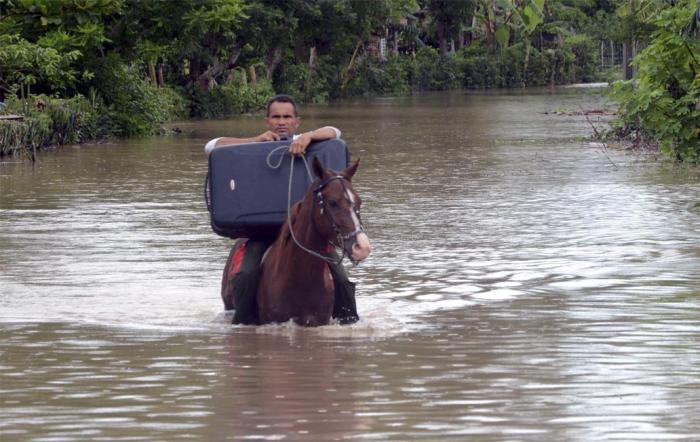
[267,145,364,266]
[314,175,365,256]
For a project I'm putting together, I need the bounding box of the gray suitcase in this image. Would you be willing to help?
[206,139,350,238]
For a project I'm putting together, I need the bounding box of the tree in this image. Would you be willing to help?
[424,0,474,56]
[0,0,123,96]
[612,0,700,162]
[496,0,545,85]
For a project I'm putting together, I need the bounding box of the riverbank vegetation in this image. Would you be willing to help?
[607,0,699,163]
[0,0,696,162]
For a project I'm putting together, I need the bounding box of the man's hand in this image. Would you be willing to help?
[289,132,311,156]
[255,131,281,142]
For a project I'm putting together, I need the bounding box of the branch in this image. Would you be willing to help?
[583,108,618,169]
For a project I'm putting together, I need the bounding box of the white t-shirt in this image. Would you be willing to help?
[204,127,341,155]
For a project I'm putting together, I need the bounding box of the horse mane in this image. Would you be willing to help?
[280,200,302,246]
[279,177,323,247]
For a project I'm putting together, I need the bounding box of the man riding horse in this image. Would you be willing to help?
[205,94,363,325]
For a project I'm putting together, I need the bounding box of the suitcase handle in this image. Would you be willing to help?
[204,171,212,213]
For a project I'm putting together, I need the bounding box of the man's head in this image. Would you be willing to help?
[265,94,300,138]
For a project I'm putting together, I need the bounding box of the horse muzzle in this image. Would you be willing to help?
[346,232,371,264]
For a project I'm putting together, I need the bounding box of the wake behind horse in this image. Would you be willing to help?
[222,156,371,326]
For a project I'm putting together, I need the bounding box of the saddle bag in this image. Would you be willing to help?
[205,138,350,239]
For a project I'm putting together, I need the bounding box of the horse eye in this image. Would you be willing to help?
[328,200,339,208]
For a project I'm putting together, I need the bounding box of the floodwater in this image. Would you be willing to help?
[1,88,699,441]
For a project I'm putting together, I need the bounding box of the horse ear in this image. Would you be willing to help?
[312,155,328,179]
[342,158,360,180]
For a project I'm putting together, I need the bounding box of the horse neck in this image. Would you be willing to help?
[275,192,329,276]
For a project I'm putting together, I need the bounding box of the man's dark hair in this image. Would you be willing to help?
[266,94,299,117]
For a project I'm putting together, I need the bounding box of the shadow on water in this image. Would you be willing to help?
[1,88,699,440]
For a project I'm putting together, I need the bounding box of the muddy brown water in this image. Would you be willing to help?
[1,88,699,441]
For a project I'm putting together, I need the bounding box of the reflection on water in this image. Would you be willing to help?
[1,89,699,440]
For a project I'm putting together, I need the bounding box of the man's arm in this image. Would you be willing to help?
[204,131,280,154]
[204,126,341,155]
[289,126,341,155]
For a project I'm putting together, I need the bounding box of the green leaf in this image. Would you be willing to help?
[496,25,510,48]
[522,5,543,32]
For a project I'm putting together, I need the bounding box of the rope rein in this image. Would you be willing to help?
[266,146,344,266]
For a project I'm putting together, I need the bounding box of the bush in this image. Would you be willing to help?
[565,35,598,83]
[188,78,274,119]
[458,49,501,88]
[455,40,600,89]
[0,118,51,157]
[610,2,700,163]
[344,56,412,96]
[414,47,462,91]
[274,61,332,104]
[0,93,101,156]
[89,55,185,136]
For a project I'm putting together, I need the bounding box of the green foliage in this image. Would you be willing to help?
[415,47,463,90]
[336,37,601,96]
[610,0,700,163]
[424,0,475,54]
[0,119,51,157]
[0,33,80,95]
[0,93,102,156]
[189,79,274,119]
[455,42,589,88]
[0,0,661,157]
[89,55,185,136]
[273,60,334,104]
[564,34,597,82]
[0,0,122,95]
[345,56,412,96]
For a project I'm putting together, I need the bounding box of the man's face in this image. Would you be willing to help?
[265,101,300,137]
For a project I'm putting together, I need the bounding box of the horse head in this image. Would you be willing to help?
[312,156,371,264]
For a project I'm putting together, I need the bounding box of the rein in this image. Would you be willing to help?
[266,146,361,266]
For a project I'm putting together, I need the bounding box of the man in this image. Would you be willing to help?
[205,94,359,325]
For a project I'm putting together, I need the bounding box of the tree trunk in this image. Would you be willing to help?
[304,46,318,96]
[147,61,157,86]
[391,28,399,55]
[188,56,201,84]
[622,40,635,80]
[197,43,242,90]
[157,63,165,87]
[265,47,282,80]
[455,32,465,51]
[523,39,531,87]
[437,22,449,56]
[308,46,317,70]
[481,5,497,49]
[340,39,363,93]
[249,66,257,85]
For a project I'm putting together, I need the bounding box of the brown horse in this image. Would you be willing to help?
[222,156,371,326]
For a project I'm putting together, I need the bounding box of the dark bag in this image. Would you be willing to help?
[205,138,350,239]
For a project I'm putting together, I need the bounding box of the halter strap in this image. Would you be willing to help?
[314,174,365,261]
[315,175,346,191]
